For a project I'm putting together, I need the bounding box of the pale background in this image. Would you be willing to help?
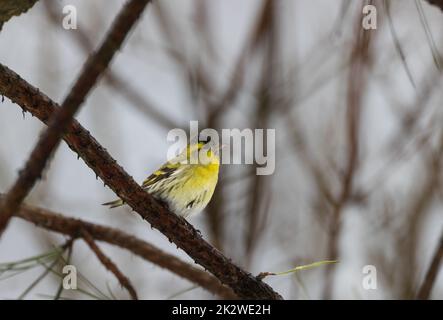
[0,0,442,299]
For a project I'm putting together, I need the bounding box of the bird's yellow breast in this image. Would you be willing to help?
[167,162,219,217]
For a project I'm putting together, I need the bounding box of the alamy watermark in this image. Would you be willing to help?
[62,265,77,290]
[62,5,77,30]
[362,4,377,30]
[167,121,275,175]
[362,265,377,290]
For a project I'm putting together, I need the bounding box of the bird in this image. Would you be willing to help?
[102,138,221,218]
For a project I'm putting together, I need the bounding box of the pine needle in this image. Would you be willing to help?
[167,285,198,300]
[257,260,338,280]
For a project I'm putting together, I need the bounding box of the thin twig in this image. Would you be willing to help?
[0,65,282,299]
[81,229,138,300]
[416,229,443,299]
[0,0,152,236]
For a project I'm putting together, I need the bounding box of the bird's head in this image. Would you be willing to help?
[173,135,226,166]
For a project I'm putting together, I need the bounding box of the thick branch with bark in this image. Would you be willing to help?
[0,0,38,30]
[0,0,151,236]
[0,64,282,299]
[12,200,236,299]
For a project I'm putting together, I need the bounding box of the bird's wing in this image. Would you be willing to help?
[142,161,182,188]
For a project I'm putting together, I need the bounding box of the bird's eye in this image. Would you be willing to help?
[198,136,211,145]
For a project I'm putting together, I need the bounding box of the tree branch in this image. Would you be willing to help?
[425,0,443,11]
[43,0,179,130]
[0,0,151,236]
[11,200,237,299]
[416,229,443,299]
[0,63,282,299]
[322,7,374,299]
[0,0,39,30]
[81,228,138,300]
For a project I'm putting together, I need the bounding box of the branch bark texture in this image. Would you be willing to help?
[0,64,282,299]
[0,0,38,30]
[0,0,151,236]
[12,200,236,299]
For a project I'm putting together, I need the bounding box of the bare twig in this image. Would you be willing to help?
[81,229,138,300]
[0,64,282,299]
[417,230,443,299]
[0,0,152,236]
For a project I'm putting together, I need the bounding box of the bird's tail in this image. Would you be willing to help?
[102,198,125,208]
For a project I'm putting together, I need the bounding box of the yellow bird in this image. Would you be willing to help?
[102,139,221,218]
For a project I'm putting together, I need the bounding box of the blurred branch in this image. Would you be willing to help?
[0,0,151,236]
[0,0,38,30]
[369,122,443,298]
[412,134,443,299]
[425,0,443,11]
[322,5,375,299]
[152,1,210,122]
[0,67,282,299]
[244,0,277,266]
[197,0,231,248]
[417,229,443,299]
[81,229,138,300]
[208,0,274,121]
[384,0,416,88]
[204,0,278,254]
[43,0,179,130]
[416,0,442,70]
[10,199,237,299]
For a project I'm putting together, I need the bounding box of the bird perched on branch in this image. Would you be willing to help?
[102,139,221,218]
